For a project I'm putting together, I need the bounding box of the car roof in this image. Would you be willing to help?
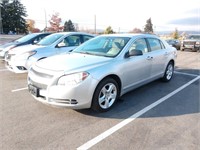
[100,33,158,38]
[50,32,94,36]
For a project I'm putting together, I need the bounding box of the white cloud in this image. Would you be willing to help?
[21,0,200,31]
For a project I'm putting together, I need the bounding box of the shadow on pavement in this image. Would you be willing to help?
[76,68,200,119]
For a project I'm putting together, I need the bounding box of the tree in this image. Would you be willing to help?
[2,0,28,34]
[171,28,179,39]
[104,26,114,34]
[47,12,63,32]
[63,20,75,31]
[130,28,142,33]
[144,18,153,33]
[26,19,35,32]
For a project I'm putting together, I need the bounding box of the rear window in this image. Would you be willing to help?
[186,35,200,40]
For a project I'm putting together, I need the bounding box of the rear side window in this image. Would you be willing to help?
[147,38,164,51]
[83,35,94,42]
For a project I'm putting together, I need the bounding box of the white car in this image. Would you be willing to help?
[28,34,177,112]
[0,32,50,60]
[5,32,94,73]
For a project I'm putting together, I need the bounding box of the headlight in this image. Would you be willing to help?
[196,41,200,45]
[57,72,89,86]
[17,50,37,60]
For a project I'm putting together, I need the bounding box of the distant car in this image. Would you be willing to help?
[27,34,177,112]
[0,32,51,60]
[180,34,200,51]
[166,39,180,50]
[5,32,95,73]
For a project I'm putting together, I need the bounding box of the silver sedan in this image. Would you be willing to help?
[5,32,94,73]
[28,34,177,112]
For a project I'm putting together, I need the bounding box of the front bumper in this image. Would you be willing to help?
[0,51,6,60]
[182,44,200,51]
[28,71,98,109]
[5,59,28,73]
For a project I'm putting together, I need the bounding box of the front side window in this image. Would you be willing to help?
[83,35,94,42]
[58,35,81,47]
[73,36,130,57]
[128,38,148,54]
[147,38,163,51]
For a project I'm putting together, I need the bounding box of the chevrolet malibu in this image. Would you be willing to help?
[5,32,94,73]
[28,34,177,112]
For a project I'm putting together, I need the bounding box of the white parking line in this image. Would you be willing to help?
[174,71,199,77]
[12,87,28,92]
[0,69,8,72]
[77,76,200,150]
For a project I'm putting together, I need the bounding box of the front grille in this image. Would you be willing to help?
[184,41,195,45]
[30,67,54,79]
[28,77,47,89]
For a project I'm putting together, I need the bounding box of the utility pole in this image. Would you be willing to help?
[44,9,47,32]
[94,15,96,34]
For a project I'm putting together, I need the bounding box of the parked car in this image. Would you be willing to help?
[180,34,200,51]
[5,32,94,73]
[166,39,180,50]
[27,34,177,112]
[0,32,51,60]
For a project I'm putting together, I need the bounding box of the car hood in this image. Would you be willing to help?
[0,41,18,50]
[9,44,44,55]
[184,39,200,42]
[36,52,112,72]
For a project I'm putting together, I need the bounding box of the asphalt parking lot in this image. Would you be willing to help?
[0,40,200,149]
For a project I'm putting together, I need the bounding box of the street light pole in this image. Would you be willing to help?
[94,15,96,34]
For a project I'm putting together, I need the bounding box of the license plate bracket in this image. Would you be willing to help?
[28,84,39,97]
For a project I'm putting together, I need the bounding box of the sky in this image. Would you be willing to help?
[20,0,200,33]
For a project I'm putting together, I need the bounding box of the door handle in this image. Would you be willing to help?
[147,56,153,60]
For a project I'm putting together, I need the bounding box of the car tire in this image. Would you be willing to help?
[162,61,174,82]
[180,47,184,51]
[91,78,119,112]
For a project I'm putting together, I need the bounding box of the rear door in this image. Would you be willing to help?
[146,38,168,78]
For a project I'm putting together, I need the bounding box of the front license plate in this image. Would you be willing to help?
[28,84,39,97]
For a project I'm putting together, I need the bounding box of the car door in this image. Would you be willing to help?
[56,35,81,54]
[122,38,151,91]
[146,38,168,78]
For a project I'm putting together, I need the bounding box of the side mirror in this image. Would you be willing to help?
[57,43,66,47]
[33,40,38,44]
[125,49,143,58]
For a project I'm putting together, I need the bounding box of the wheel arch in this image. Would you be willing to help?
[102,74,121,93]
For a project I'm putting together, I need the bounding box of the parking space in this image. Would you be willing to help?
[0,51,200,150]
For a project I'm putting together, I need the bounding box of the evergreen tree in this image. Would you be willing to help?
[64,20,75,32]
[144,18,153,33]
[104,26,114,34]
[2,0,28,34]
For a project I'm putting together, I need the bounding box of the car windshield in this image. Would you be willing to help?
[37,34,64,46]
[73,36,130,57]
[15,34,37,43]
[187,35,200,40]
